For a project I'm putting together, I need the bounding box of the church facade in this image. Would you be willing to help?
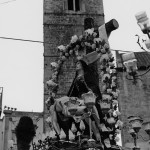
[43,0,105,133]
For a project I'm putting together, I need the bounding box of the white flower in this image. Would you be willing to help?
[46,80,58,88]
[109,134,113,140]
[100,54,109,63]
[107,117,116,124]
[101,48,106,53]
[116,110,121,116]
[45,97,50,104]
[79,35,83,40]
[80,120,85,131]
[100,71,104,76]
[71,35,78,43]
[116,120,123,128]
[111,82,116,88]
[85,28,94,35]
[60,129,66,140]
[61,55,66,61]
[102,73,110,82]
[46,116,52,123]
[108,52,113,58]
[112,100,118,105]
[69,130,75,141]
[93,32,97,37]
[50,62,58,70]
[104,138,111,148]
[107,88,112,94]
[94,37,102,43]
[102,85,107,92]
[109,62,114,67]
[112,76,117,81]
[114,136,120,142]
[106,67,110,73]
[71,123,77,133]
[112,91,119,98]
[113,111,117,117]
[51,72,58,81]
[104,43,110,49]
[116,89,120,94]
[58,45,66,51]
[101,123,109,131]
[112,69,116,73]
[102,94,112,101]
[115,129,121,134]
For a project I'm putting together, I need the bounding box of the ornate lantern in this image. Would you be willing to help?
[82,91,96,109]
[122,52,137,73]
[142,121,150,139]
[135,11,150,36]
[128,116,143,133]
[122,52,138,84]
[145,38,150,49]
[8,140,14,149]
[64,99,79,116]
[107,117,116,125]
[82,91,96,140]
[100,100,111,114]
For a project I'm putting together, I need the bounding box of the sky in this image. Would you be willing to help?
[103,0,150,52]
[0,0,150,114]
[0,0,43,113]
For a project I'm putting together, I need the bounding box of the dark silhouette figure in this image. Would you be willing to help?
[55,60,103,141]
[15,116,36,150]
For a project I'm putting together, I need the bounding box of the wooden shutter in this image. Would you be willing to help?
[63,0,68,11]
[81,0,85,12]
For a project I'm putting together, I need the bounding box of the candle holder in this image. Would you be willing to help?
[64,99,80,116]
[122,53,139,84]
[82,91,96,145]
[128,116,143,133]
[135,11,150,39]
[128,116,143,150]
[143,121,150,140]
[100,100,111,115]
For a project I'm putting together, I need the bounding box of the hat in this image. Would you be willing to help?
[105,19,119,37]
[80,51,100,65]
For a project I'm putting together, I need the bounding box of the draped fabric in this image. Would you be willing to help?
[67,60,103,121]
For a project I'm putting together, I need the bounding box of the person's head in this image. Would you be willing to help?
[75,60,90,73]
[15,116,36,145]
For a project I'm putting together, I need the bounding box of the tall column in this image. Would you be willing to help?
[3,110,13,150]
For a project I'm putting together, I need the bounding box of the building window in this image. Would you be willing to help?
[84,18,94,30]
[68,0,80,11]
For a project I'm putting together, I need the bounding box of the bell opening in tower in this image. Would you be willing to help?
[68,0,80,11]
[68,0,74,10]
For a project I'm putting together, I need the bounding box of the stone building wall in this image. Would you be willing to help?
[43,0,105,132]
[1,110,43,150]
[117,70,150,147]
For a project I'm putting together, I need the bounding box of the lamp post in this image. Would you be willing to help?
[0,87,3,117]
[8,140,14,150]
[122,52,138,84]
[82,91,96,140]
[142,121,150,140]
[135,11,150,39]
[82,91,97,149]
[127,116,150,150]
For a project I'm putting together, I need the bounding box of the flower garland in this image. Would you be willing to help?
[45,27,123,147]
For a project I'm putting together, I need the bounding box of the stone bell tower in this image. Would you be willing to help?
[43,0,105,132]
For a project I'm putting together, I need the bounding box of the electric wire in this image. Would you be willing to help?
[0,36,51,44]
[0,0,16,5]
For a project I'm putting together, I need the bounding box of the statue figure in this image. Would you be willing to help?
[50,59,103,142]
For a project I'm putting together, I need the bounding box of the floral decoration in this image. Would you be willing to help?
[45,27,123,148]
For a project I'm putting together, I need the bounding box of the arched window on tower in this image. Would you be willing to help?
[64,0,85,12]
[84,18,94,30]
[68,0,80,11]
